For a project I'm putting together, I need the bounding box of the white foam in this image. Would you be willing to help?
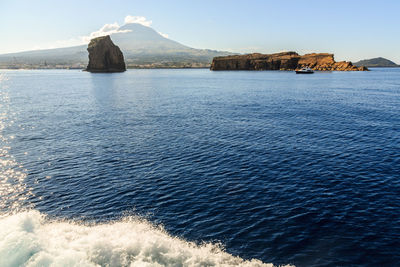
[0,211,292,267]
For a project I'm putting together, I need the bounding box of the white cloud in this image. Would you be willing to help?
[81,22,131,43]
[158,31,169,39]
[124,15,152,27]
[28,15,154,51]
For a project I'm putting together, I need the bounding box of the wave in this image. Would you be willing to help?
[0,211,289,267]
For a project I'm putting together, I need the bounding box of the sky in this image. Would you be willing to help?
[1,0,399,63]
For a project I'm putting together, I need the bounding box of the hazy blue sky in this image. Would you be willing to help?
[1,0,399,62]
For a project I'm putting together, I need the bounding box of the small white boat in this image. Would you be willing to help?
[296,67,314,74]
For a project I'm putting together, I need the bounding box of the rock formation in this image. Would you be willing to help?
[210,52,368,71]
[86,35,126,72]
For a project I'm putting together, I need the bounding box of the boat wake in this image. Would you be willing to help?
[0,211,289,267]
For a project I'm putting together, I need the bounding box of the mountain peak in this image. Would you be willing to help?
[120,22,153,30]
[0,22,232,69]
[109,23,190,54]
[117,23,166,40]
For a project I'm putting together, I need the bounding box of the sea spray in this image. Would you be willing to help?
[0,211,289,267]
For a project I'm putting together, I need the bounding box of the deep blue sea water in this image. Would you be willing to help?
[0,68,399,266]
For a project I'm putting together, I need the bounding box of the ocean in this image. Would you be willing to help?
[0,68,399,266]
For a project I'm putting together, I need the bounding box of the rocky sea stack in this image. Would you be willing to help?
[86,35,126,73]
[210,52,368,71]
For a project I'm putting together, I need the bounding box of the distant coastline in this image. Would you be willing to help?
[0,65,211,70]
[6,52,400,71]
[0,59,213,70]
[0,22,397,71]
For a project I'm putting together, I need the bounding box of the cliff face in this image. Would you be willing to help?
[210,52,368,71]
[298,53,368,71]
[86,35,126,72]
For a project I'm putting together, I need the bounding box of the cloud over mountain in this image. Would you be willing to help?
[124,15,152,27]
[82,15,160,43]
[83,22,132,43]
[0,15,232,68]
[27,15,156,51]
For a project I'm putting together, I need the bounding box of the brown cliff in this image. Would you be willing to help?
[86,35,126,73]
[210,52,368,71]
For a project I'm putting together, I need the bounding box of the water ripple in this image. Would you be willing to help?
[0,69,399,266]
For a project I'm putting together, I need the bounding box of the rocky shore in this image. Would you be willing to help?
[210,52,368,71]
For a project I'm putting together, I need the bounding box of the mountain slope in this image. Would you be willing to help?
[0,23,232,69]
[112,23,232,67]
[353,57,399,68]
[0,45,87,68]
[113,23,193,52]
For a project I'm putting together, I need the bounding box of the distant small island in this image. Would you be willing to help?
[353,57,399,68]
[211,52,368,71]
